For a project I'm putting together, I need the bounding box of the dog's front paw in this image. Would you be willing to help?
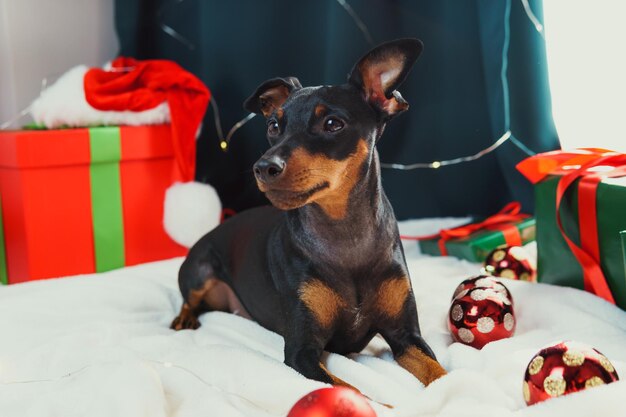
[396,346,447,386]
[170,314,201,330]
[170,305,201,330]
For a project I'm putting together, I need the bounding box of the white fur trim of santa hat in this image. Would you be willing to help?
[163,182,222,248]
[30,65,170,128]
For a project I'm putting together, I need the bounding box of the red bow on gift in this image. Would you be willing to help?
[401,202,529,256]
[517,148,626,305]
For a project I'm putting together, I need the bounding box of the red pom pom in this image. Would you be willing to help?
[287,387,376,417]
[484,246,535,282]
[448,276,515,349]
[523,341,619,406]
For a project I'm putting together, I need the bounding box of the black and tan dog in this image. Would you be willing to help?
[172,39,447,387]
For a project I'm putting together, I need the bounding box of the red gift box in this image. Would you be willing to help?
[0,125,187,284]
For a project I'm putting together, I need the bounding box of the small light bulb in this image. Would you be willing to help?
[431,161,441,169]
[220,141,228,151]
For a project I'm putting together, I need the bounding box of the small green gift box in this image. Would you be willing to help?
[417,203,535,262]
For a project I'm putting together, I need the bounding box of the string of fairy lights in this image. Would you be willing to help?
[0,1,545,391]
[214,0,543,167]
[2,0,543,169]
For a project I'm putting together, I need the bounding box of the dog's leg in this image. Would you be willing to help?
[385,332,447,386]
[171,246,245,330]
[284,278,359,387]
[284,341,333,383]
[284,338,357,389]
[380,312,447,386]
[171,276,220,330]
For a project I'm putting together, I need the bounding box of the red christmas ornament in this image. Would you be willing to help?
[287,387,376,417]
[448,279,515,349]
[484,245,536,282]
[523,341,619,406]
[451,275,514,305]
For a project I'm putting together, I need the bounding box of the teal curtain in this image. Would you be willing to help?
[115,0,559,219]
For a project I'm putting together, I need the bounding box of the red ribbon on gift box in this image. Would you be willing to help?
[517,148,626,305]
[401,202,529,255]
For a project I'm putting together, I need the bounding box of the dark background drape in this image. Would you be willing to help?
[114,0,559,219]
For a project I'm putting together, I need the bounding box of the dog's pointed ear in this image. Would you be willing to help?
[348,38,423,120]
[243,77,302,117]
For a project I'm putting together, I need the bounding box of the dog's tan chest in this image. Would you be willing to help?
[299,275,411,332]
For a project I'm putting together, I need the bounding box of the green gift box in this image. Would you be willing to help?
[534,175,626,309]
[619,230,626,276]
[419,217,536,263]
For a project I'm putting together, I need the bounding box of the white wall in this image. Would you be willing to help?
[544,0,626,152]
[0,0,119,125]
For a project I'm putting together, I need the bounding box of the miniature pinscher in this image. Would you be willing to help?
[172,39,447,387]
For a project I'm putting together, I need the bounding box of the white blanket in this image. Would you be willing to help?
[1,219,625,417]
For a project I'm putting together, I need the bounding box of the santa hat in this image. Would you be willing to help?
[84,57,209,183]
[30,58,221,247]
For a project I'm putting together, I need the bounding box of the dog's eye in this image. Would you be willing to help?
[324,117,344,133]
[267,120,280,136]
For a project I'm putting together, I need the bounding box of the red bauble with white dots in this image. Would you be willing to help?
[523,341,619,406]
[448,277,515,349]
[287,387,376,417]
[451,275,514,305]
[484,245,535,282]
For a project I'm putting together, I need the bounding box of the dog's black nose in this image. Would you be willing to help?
[253,155,286,183]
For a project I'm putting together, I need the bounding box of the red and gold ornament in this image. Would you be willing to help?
[448,276,515,349]
[451,275,514,305]
[523,341,619,405]
[484,245,535,282]
[287,387,376,417]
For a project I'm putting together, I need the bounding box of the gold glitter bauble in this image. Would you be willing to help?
[519,272,530,281]
[585,376,605,389]
[477,317,495,334]
[503,313,515,331]
[454,289,469,300]
[453,284,465,299]
[543,375,566,397]
[474,277,495,287]
[492,250,506,262]
[528,356,544,376]
[458,328,475,343]
[495,292,512,305]
[451,304,464,322]
[599,355,615,373]
[470,289,487,301]
[562,350,585,367]
[499,269,517,279]
[523,381,531,403]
